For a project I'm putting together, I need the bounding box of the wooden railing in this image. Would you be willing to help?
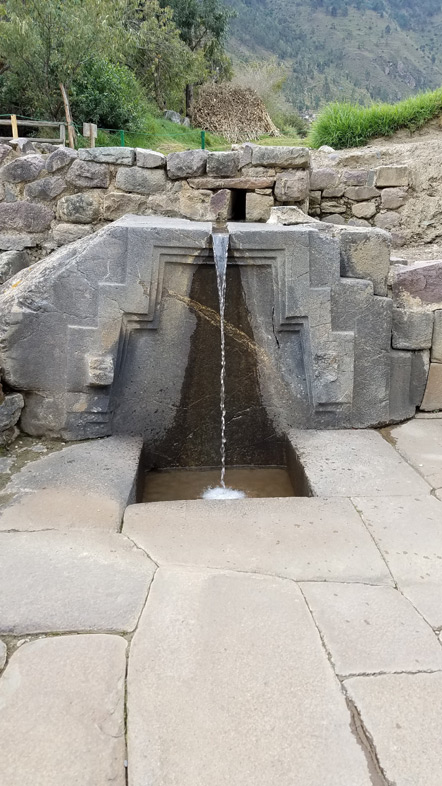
[0,115,66,145]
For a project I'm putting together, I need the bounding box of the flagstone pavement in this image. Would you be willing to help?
[0,417,442,785]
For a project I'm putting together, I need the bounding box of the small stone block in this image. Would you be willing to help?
[245,192,273,222]
[375,165,409,187]
[431,310,442,362]
[351,201,377,219]
[421,363,442,411]
[274,170,310,202]
[310,168,340,191]
[392,308,434,350]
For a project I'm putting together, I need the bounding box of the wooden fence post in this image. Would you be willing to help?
[10,114,18,139]
[60,83,76,149]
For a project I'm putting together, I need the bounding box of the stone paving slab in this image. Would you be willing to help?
[0,634,126,786]
[390,418,442,498]
[128,567,372,786]
[0,639,5,669]
[288,429,430,496]
[354,495,442,627]
[0,531,155,633]
[0,436,142,531]
[301,582,442,676]
[345,673,442,786]
[124,497,392,584]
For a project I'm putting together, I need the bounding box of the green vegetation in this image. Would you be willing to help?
[227,0,442,112]
[76,112,229,153]
[0,0,234,129]
[310,88,442,148]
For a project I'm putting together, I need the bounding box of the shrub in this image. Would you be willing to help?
[71,58,149,130]
[310,88,442,149]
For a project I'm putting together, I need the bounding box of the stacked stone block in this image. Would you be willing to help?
[389,260,442,411]
[0,142,311,268]
[309,165,410,242]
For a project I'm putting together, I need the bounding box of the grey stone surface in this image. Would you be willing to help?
[347,217,370,226]
[0,249,29,282]
[302,582,442,676]
[391,418,442,494]
[354,495,442,626]
[0,232,41,250]
[45,146,77,172]
[103,191,148,220]
[24,175,66,200]
[388,349,428,420]
[375,164,409,187]
[321,200,346,213]
[339,227,391,295]
[421,363,442,410]
[0,639,5,669]
[0,635,126,786]
[310,168,339,191]
[374,210,401,229]
[51,222,94,245]
[0,393,24,431]
[188,175,275,190]
[0,154,45,183]
[66,158,110,188]
[10,138,37,154]
[245,191,273,221]
[322,185,345,198]
[135,148,166,168]
[163,109,181,123]
[0,217,422,438]
[322,213,345,224]
[115,165,167,194]
[381,186,408,209]
[124,497,391,584]
[128,567,372,786]
[167,149,208,179]
[274,170,310,202]
[345,186,380,201]
[351,201,377,219]
[0,202,53,232]
[206,151,240,177]
[391,260,442,309]
[0,436,142,531]
[0,144,12,165]
[79,146,135,165]
[251,145,310,168]
[0,530,154,633]
[392,307,434,349]
[57,192,101,223]
[267,205,319,224]
[432,310,442,361]
[288,429,430,496]
[343,169,369,186]
[345,673,442,786]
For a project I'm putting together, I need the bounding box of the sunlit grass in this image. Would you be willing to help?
[310,88,442,149]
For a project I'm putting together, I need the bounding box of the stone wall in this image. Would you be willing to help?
[309,164,410,243]
[0,140,311,283]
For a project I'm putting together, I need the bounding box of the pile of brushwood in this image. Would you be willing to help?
[192,82,279,143]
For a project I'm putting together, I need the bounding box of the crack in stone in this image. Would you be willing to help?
[344,693,393,786]
[350,498,398,587]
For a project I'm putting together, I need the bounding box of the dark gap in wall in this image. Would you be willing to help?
[231,190,247,221]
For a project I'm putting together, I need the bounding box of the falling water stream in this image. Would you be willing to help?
[202,231,245,500]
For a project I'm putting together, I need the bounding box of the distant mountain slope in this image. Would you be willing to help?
[226,0,442,112]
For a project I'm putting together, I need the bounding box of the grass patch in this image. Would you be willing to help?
[310,88,442,149]
[76,112,229,153]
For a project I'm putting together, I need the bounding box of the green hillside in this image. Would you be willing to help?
[227,0,442,112]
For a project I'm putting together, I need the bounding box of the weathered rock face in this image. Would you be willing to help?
[0,216,430,449]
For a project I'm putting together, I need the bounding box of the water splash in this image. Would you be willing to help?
[201,231,246,501]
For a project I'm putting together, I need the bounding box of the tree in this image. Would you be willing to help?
[129,0,205,112]
[0,0,132,119]
[160,0,236,113]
